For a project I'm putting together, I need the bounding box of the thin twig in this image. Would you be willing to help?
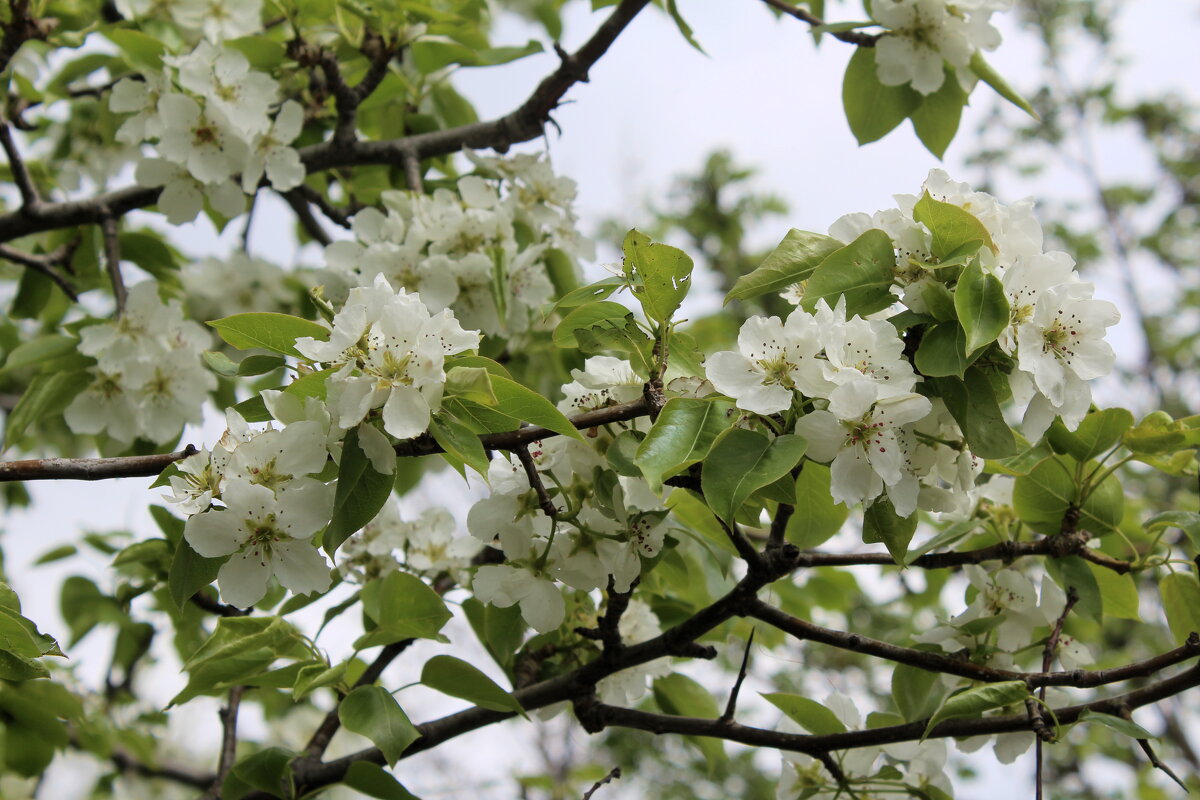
[241,190,257,253]
[515,442,558,517]
[100,214,126,315]
[400,146,423,194]
[1036,587,1080,799]
[720,628,755,723]
[280,189,333,246]
[0,242,78,300]
[190,590,250,617]
[294,184,356,229]
[202,686,245,800]
[0,122,40,209]
[581,766,621,800]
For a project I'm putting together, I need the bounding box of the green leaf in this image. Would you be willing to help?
[622,229,694,323]
[1076,709,1156,740]
[725,229,843,304]
[915,322,973,378]
[1012,455,1124,536]
[842,46,922,144]
[172,617,309,705]
[1089,564,1139,621]
[444,366,496,405]
[1046,408,1134,463]
[1145,511,1200,551]
[862,498,918,565]
[784,463,847,549]
[490,375,585,442]
[800,229,896,317]
[1123,411,1188,455]
[910,67,968,158]
[548,277,625,315]
[208,313,329,358]
[923,681,1029,738]
[954,263,1009,355]
[1159,573,1200,646]
[343,762,422,799]
[635,397,737,486]
[653,674,724,769]
[762,693,846,735]
[225,747,296,800]
[428,414,490,477]
[665,0,705,53]
[105,28,166,70]
[934,368,1016,459]
[421,655,524,715]
[892,663,945,722]
[912,192,995,261]
[202,350,239,377]
[356,571,451,648]
[0,650,48,681]
[238,354,287,377]
[462,598,525,672]
[325,428,395,558]
[606,429,644,477]
[119,231,182,282]
[969,51,1037,118]
[552,301,633,348]
[700,430,807,524]
[339,686,421,765]
[1044,556,1102,621]
[2,371,89,449]
[0,334,77,376]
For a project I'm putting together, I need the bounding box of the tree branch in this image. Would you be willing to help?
[280,188,333,246]
[0,445,196,482]
[202,685,245,800]
[0,241,79,301]
[304,639,414,759]
[0,121,41,209]
[747,599,1200,689]
[515,442,558,517]
[0,0,654,245]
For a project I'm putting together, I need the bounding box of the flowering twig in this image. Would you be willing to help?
[515,443,558,517]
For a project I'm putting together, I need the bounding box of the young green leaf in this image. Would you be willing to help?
[800,229,896,317]
[324,428,395,558]
[700,430,808,523]
[356,571,452,648]
[923,681,1029,739]
[725,229,843,304]
[862,497,918,564]
[1159,573,1200,646]
[208,313,329,358]
[915,322,973,378]
[784,463,847,549]
[635,397,737,486]
[1012,455,1124,536]
[421,655,525,715]
[489,374,586,441]
[762,693,846,735]
[339,686,421,765]
[954,263,1009,355]
[842,46,922,145]
[910,66,968,159]
[934,368,1017,459]
[969,51,1037,118]
[622,229,694,323]
[912,192,996,261]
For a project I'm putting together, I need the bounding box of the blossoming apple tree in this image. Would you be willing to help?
[0,0,1197,797]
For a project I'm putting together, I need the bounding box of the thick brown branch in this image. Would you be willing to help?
[0,0,653,244]
[0,445,196,482]
[574,663,1200,757]
[747,600,1200,689]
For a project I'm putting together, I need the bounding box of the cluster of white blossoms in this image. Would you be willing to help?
[834,169,1119,438]
[116,0,264,44]
[778,693,952,798]
[869,0,1010,95]
[337,503,480,582]
[468,425,669,633]
[294,274,481,452]
[65,282,215,445]
[167,402,336,607]
[110,41,303,224]
[708,297,964,517]
[324,153,592,338]
[182,253,296,321]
